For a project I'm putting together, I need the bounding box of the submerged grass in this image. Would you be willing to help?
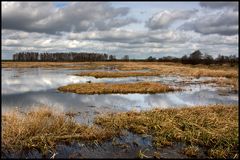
[2,106,119,155]
[58,82,179,94]
[95,104,239,158]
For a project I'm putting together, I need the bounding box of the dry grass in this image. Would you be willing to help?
[189,69,237,78]
[75,71,161,78]
[2,62,70,68]
[95,104,238,158]
[203,77,238,91]
[58,82,179,94]
[2,104,238,158]
[113,62,238,78]
[2,106,119,155]
[1,61,111,70]
[182,145,199,157]
[2,61,238,78]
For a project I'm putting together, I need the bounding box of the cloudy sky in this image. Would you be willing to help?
[1,1,239,59]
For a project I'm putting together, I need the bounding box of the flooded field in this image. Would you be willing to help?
[2,66,239,158]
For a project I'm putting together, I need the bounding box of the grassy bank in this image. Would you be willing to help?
[95,104,238,158]
[2,104,238,158]
[58,82,178,94]
[2,106,119,155]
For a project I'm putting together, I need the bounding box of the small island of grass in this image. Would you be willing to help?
[58,82,179,94]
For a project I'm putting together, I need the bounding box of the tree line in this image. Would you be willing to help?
[12,50,238,65]
[13,52,110,61]
[147,50,238,66]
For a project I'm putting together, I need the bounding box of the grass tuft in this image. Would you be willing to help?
[182,145,199,157]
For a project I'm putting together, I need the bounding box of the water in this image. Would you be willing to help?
[3,131,207,159]
[2,68,238,112]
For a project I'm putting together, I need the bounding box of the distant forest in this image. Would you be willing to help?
[13,52,110,62]
[12,50,238,65]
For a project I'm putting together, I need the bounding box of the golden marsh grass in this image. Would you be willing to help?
[58,82,178,94]
[203,77,238,91]
[95,104,238,158]
[2,61,238,78]
[2,106,119,154]
[182,145,199,157]
[75,71,161,78]
[2,104,238,158]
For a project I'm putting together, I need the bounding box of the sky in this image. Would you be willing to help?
[1,1,239,59]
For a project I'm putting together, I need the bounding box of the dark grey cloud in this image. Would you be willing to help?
[145,10,197,30]
[2,2,138,34]
[179,10,238,35]
[2,2,55,32]
[199,2,238,11]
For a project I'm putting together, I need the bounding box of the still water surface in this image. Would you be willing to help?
[2,68,238,116]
